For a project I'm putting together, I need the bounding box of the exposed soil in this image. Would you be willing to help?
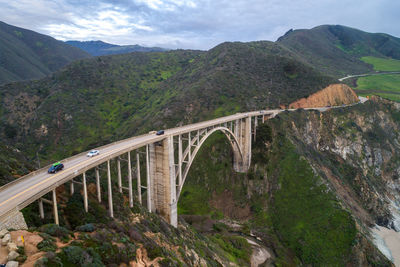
[289,83,359,108]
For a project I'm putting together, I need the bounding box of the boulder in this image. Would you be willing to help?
[5,261,19,267]
[7,251,19,261]
[7,242,18,252]
[1,234,11,245]
[0,229,8,238]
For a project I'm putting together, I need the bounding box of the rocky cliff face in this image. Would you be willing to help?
[288,83,359,108]
[271,96,400,265]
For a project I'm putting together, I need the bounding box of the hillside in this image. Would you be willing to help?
[179,97,400,265]
[277,25,400,77]
[0,21,90,85]
[66,40,167,56]
[288,83,359,108]
[0,41,335,169]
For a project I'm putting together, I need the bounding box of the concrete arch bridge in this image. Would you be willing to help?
[0,110,280,228]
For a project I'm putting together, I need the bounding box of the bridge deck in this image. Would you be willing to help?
[0,110,277,218]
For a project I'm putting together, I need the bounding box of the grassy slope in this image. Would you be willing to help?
[355,57,400,101]
[361,56,400,71]
[0,21,90,85]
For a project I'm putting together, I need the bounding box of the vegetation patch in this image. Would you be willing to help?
[361,56,400,71]
[355,74,400,101]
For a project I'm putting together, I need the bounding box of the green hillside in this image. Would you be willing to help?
[352,57,400,101]
[278,25,400,77]
[361,56,400,71]
[0,21,90,85]
[0,42,335,168]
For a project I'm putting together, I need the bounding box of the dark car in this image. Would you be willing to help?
[156,130,165,135]
[48,162,64,174]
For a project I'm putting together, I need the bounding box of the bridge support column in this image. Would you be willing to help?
[38,199,44,219]
[127,152,133,208]
[107,160,114,218]
[70,179,74,195]
[83,172,88,212]
[233,116,252,173]
[96,168,101,203]
[146,145,152,212]
[117,158,122,193]
[137,152,142,205]
[149,136,178,227]
[52,189,59,225]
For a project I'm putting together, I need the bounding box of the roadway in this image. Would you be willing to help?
[0,110,276,219]
[338,71,400,81]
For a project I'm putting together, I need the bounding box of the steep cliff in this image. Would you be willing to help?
[271,96,400,264]
[288,83,359,108]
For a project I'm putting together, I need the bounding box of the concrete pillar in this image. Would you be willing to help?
[146,145,152,212]
[149,136,177,227]
[117,158,122,193]
[83,172,88,212]
[197,130,200,146]
[70,179,74,195]
[234,119,239,138]
[262,115,265,123]
[188,132,191,161]
[127,151,133,208]
[96,168,101,203]
[233,116,252,173]
[178,134,183,187]
[254,116,258,141]
[107,160,114,218]
[137,152,142,205]
[39,199,44,219]
[52,189,59,225]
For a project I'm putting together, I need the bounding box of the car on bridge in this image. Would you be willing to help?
[87,150,100,157]
[48,162,64,174]
[156,130,165,135]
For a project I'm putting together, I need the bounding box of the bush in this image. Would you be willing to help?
[76,223,96,232]
[39,224,71,241]
[60,246,104,266]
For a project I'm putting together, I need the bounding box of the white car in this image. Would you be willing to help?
[87,150,100,157]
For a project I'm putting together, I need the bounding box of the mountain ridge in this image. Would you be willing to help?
[66,40,168,56]
[277,24,400,77]
[0,21,90,85]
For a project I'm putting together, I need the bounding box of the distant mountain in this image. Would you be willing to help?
[277,25,400,77]
[65,40,168,56]
[0,21,90,85]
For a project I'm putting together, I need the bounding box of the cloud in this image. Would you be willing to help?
[0,0,399,50]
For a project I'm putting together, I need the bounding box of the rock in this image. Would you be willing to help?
[0,229,8,238]
[7,250,19,261]
[1,234,11,245]
[5,261,19,267]
[7,242,18,252]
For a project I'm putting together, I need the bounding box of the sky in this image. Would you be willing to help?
[0,0,399,50]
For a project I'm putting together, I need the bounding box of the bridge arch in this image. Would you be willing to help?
[177,126,244,199]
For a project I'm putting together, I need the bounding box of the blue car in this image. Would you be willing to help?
[48,162,64,174]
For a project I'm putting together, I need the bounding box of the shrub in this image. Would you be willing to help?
[39,224,71,241]
[76,223,96,232]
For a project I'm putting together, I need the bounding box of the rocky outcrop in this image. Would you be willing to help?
[289,83,358,108]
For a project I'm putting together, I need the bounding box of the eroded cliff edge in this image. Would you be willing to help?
[289,83,359,108]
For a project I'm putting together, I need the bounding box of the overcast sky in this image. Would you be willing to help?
[1,0,399,50]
